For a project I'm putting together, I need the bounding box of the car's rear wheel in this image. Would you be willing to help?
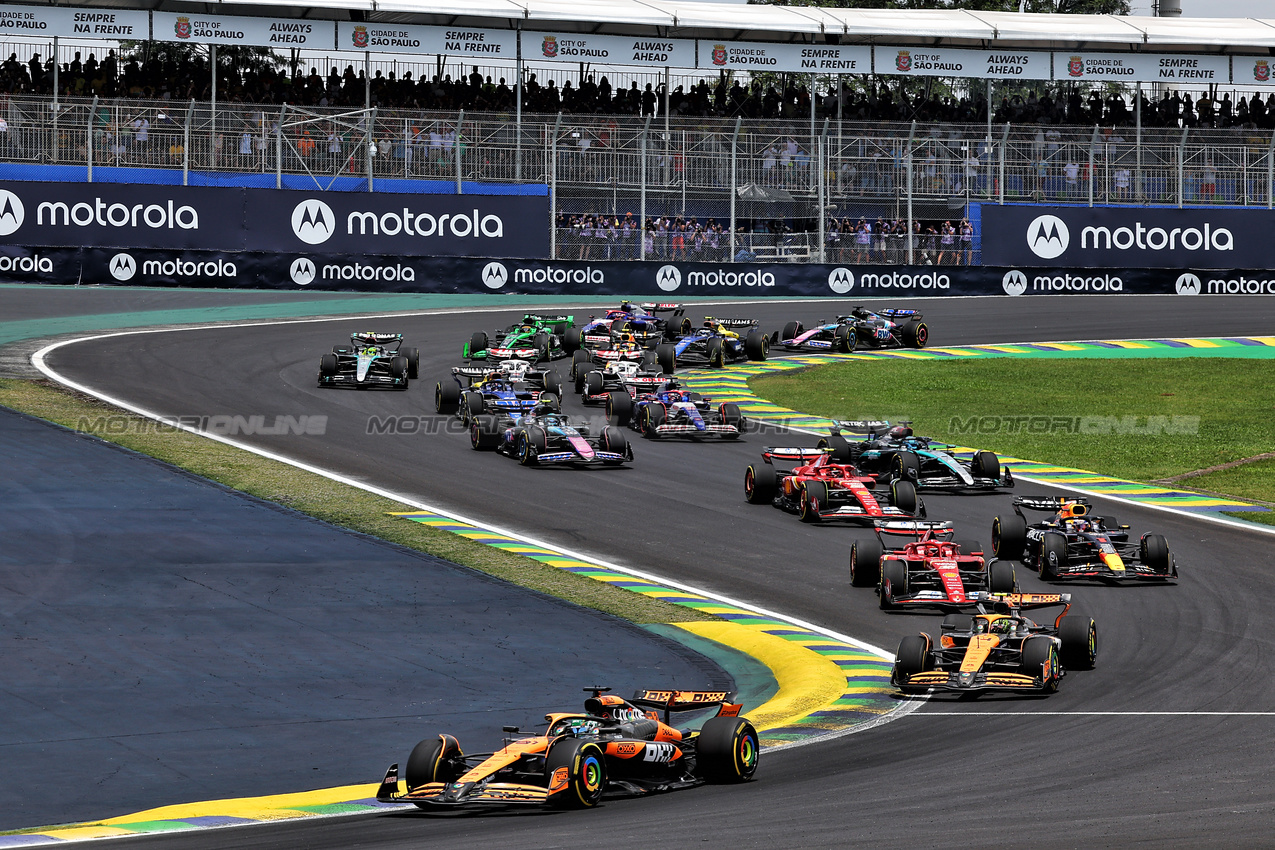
[563,327,583,353]
[435,381,460,414]
[544,739,607,808]
[880,559,908,609]
[744,331,768,362]
[745,464,777,504]
[656,343,677,375]
[971,450,1000,480]
[799,480,827,523]
[850,537,883,587]
[607,391,633,425]
[1059,615,1098,670]
[537,392,561,413]
[584,370,605,397]
[992,514,1027,560]
[988,559,1017,594]
[942,613,973,633]
[695,717,759,783]
[890,479,919,515]
[901,320,929,348]
[955,539,984,557]
[403,346,420,379]
[1141,533,1171,573]
[894,635,930,677]
[1039,532,1068,580]
[542,370,564,401]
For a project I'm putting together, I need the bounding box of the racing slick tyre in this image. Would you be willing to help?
[332,345,353,355]
[405,735,464,800]
[584,371,606,398]
[988,559,1017,594]
[744,464,778,504]
[572,348,591,370]
[744,331,769,362]
[719,403,744,435]
[563,327,583,353]
[955,539,984,556]
[834,324,856,353]
[850,537,883,587]
[901,320,929,349]
[404,347,420,380]
[470,415,502,450]
[1059,614,1098,670]
[532,332,551,360]
[706,337,725,368]
[676,317,693,337]
[971,450,1000,480]
[817,433,853,463]
[517,426,547,466]
[464,392,486,420]
[655,343,677,375]
[544,739,607,808]
[639,403,666,438]
[435,381,461,414]
[781,321,802,342]
[889,479,919,515]
[890,451,921,484]
[389,356,410,389]
[880,560,909,610]
[606,391,634,426]
[895,635,931,677]
[609,319,632,336]
[695,716,759,783]
[639,350,659,371]
[1141,533,1172,574]
[1021,637,1061,693]
[799,480,828,523]
[468,331,488,357]
[537,392,561,413]
[1039,532,1068,580]
[318,353,338,380]
[942,613,974,633]
[600,426,629,465]
[992,514,1028,560]
[542,370,564,401]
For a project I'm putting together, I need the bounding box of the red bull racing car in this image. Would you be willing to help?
[991,496,1178,582]
[375,688,758,810]
[744,446,924,524]
[849,521,1017,611]
[568,302,692,351]
[891,592,1097,696]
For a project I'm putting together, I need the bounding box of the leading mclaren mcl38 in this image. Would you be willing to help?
[744,446,924,524]
[375,688,758,810]
[991,496,1178,583]
[891,592,1097,696]
[317,332,419,389]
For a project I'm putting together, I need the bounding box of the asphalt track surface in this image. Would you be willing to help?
[37,294,1275,848]
[0,405,731,831]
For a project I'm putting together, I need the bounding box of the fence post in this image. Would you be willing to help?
[51,36,58,163]
[404,118,409,179]
[729,116,740,263]
[551,111,561,260]
[1088,125,1099,207]
[906,120,916,266]
[998,123,1009,204]
[1178,127,1188,208]
[455,109,464,194]
[817,118,828,264]
[184,99,192,184]
[515,23,523,182]
[87,95,96,182]
[368,106,377,192]
[1268,130,1274,209]
[276,103,287,189]
[640,115,650,261]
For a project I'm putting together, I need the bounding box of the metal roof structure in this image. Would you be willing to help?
[13,0,1275,53]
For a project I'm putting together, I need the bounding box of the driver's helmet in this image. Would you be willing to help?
[618,301,633,312]
[362,346,379,355]
[887,425,913,441]
[621,333,637,346]
[1071,519,1091,533]
[519,324,535,334]
[533,406,557,419]
[990,617,1014,635]
[824,467,843,477]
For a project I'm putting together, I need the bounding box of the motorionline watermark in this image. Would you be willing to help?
[76,414,328,436]
[951,415,1201,436]
[366,415,618,435]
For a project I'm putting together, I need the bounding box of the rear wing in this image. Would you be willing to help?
[631,689,741,724]
[639,302,684,315]
[970,591,1072,625]
[705,316,757,328]
[451,365,501,386]
[761,447,830,465]
[523,313,573,325]
[352,332,403,345]
[1012,495,1091,512]
[878,308,920,320]
[873,520,954,541]
[830,419,891,436]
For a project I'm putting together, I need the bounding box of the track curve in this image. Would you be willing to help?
[39,294,1275,848]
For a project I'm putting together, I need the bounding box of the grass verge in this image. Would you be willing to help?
[0,378,712,624]
[749,357,1274,517]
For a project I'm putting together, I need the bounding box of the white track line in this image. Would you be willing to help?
[910,711,1275,716]
[32,321,922,750]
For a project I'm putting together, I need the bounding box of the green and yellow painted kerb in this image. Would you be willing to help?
[681,336,1275,516]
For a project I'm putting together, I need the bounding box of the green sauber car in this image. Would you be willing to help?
[464,314,576,362]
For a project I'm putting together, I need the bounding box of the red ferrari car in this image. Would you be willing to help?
[744,447,924,524]
[850,520,1017,610]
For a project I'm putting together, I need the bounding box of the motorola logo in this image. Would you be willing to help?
[1002,269,1028,296]
[290,257,316,286]
[291,199,336,245]
[1175,272,1201,296]
[109,252,137,281]
[828,267,854,294]
[481,261,508,289]
[655,264,681,292]
[0,189,24,236]
[1027,214,1069,260]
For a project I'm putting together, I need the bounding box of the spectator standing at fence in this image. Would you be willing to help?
[327,126,341,173]
[131,112,149,154]
[239,127,253,168]
[0,113,8,156]
[873,217,888,264]
[1115,166,1131,200]
[938,220,956,265]
[960,218,974,265]
[1064,160,1080,197]
[853,218,871,263]
[644,224,655,258]
[1200,160,1217,200]
[298,129,315,162]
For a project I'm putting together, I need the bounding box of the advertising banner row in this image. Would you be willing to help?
[980,204,1274,269]
[9,5,1273,83]
[0,181,549,259]
[0,244,1265,299]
